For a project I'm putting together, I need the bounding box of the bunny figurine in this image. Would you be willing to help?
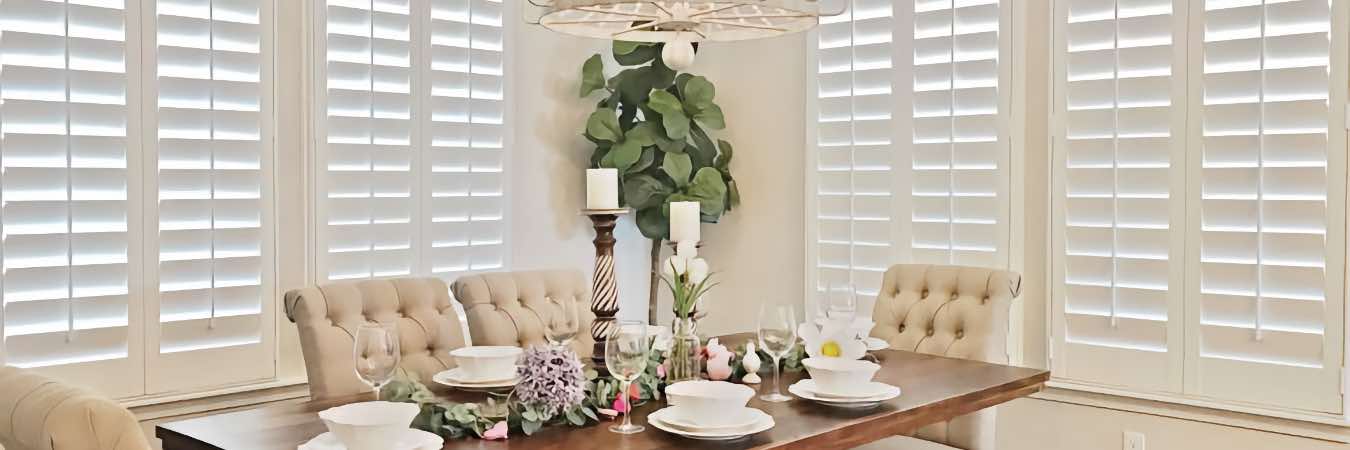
[741,342,763,384]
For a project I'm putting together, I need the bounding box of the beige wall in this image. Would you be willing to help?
[998,398,1345,450]
[507,1,808,333]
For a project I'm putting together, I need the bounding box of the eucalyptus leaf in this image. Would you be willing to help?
[681,75,716,110]
[663,152,692,187]
[613,41,658,65]
[623,174,672,210]
[579,54,605,98]
[610,139,642,172]
[648,90,689,140]
[693,103,725,129]
[687,125,717,169]
[636,207,670,240]
[564,409,584,426]
[675,73,694,93]
[586,109,622,142]
[581,407,599,422]
[687,167,728,215]
[715,139,734,170]
[522,419,543,436]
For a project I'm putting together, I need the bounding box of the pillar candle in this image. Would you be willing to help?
[669,201,701,243]
[586,169,619,210]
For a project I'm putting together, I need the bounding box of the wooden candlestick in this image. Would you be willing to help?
[584,208,628,372]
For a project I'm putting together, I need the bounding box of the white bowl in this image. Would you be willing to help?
[318,401,420,450]
[664,380,756,427]
[450,346,522,382]
[803,357,880,396]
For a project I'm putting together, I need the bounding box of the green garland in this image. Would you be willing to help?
[381,340,805,440]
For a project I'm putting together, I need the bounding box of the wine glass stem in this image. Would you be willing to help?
[621,380,634,429]
[772,357,782,396]
[373,385,382,402]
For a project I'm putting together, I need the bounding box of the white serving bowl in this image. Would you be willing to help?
[318,401,420,450]
[664,380,756,427]
[450,346,522,382]
[803,357,881,396]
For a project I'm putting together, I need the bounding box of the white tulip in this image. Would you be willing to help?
[664,254,690,280]
[687,258,709,284]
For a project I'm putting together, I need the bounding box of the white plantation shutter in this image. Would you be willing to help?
[908,0,1007,268]
[1052,0,1185,393]
[808,0,1009,315]
[1189,0,1343,412]
[811,0,896,309]
[317,0,417,281]
[1053,0,1347,413]
[0,0,144,397]
[315,0,508,282]
[423,0,504,277]
[148,0,274,392]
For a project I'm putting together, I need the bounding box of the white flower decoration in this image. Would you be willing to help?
[662,254,690,279]
[686,258,709,284]
[797,320,867,360]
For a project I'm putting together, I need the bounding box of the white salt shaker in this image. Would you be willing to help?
[742,342,763,384]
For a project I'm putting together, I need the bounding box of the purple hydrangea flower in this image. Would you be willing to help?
[515,346,586,418]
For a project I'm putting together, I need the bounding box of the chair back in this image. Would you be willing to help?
[451,270,595,357]
[285,277,467,400]
[0,367,151,450]
[870,264,1023,450]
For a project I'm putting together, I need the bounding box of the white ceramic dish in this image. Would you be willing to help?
[443,367,518,384]
[449,346,522,382]
[664,380,757,427]
[660,406,759,432]
[803,357,881,396]
[299,429,443,450]
[648,407,774,441]
[788,379,900,409]
[433,369,518,391]
[317,401,420,450]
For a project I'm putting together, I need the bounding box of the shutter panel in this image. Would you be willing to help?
[908,0,1007,268]
[148,0,274,392]
[811,0,895,314]
[1189,0,1343,412]
[1052,0,1185,392]
[424,0,504,277]
[0,0,144,398]
[318,0,417,281]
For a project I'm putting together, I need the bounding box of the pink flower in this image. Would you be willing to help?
[629,382,641,400]
[657,363,667,379]
[483,421,508,440]
[612,396,629,413]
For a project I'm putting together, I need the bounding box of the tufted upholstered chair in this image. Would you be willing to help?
[451,270,596,357]
[0,367,151,450]
[285,277,468,401]
[856,264,1022,450]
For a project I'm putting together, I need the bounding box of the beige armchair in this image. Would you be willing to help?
[451,270,596,357]
[285,277,468,400]
[0,367,151,450]
[858,264,1022,450]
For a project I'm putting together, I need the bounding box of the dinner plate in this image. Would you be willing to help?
[659,406,760,432]
[298,429,443,450]
[443,367,518,384]
[432,369,519,391]
[788,380,900,409]
[648,407,774,441]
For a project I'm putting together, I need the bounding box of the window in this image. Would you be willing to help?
[808,0,1011,315]
[1051,0,1346,414]
[0,0,277,398]
[314,0,506,282]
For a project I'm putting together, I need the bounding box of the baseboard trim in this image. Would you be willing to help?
[131,382,311,422]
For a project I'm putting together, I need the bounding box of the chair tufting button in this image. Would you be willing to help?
[921,290,929,298]
[950,293,959,300]
[899,324,906,332]
[955,330,964,339]
[925,328,934,337]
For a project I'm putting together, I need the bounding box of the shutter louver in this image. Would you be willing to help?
[319,0,416,281]
[148,0,274,392]
[1054,0,1183,392]
[813,0,895,309]
[0,0,143,397]
[909,0,1005,268]
[424,0,504,277]
[1192,0,1341,412]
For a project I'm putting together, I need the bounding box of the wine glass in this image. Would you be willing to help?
[353,323,400,401]
[758,303,798,402]
[821,282,857,322]
[605,320,649,434]
[547,296,582,347]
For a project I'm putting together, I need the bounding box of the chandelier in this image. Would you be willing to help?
[529,0,844,69]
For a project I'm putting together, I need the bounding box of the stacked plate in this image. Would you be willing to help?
[434,346,523,391]
[431,367,519,391]
[790,357,901,409]
[301,401,444,450]
[789,379,900,409]
[651,380,775,441]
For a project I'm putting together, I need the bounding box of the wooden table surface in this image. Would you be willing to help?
[157,336,1048,450]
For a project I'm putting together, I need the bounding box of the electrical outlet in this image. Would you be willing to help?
[1124,431,1146,450]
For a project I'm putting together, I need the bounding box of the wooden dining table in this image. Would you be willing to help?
[157,334,1048,450]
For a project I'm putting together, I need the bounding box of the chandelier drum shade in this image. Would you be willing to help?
[531,0,843,42]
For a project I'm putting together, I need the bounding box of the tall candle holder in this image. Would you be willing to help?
[584,208,629,373]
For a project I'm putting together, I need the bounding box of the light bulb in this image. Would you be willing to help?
[662,35,696,71]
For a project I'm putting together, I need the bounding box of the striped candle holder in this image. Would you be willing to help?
[583,208,628,373]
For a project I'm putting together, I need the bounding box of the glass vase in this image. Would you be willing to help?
[667,317,702,383]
